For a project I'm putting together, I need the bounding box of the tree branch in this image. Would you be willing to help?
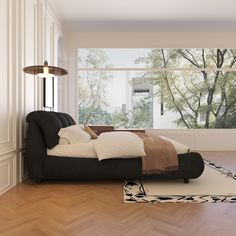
[161,49,190,128]
[202,49,206,68]
[177,50,200,68]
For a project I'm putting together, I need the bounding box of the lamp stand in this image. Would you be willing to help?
[43,77,54,111]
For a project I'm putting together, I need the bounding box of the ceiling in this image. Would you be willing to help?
[51,0,236,31]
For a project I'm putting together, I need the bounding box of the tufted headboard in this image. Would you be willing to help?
[26,110,75,149]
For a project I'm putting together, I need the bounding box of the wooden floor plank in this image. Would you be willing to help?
[0,152,236,236]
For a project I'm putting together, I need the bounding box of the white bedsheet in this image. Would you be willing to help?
[47,133,191,158]
[47,140,97,158]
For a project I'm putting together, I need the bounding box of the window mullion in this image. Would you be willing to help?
[78,67,236,72]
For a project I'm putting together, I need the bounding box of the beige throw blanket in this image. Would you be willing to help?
[136,131,178,174]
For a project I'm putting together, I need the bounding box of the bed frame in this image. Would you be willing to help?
[25,111,205,183]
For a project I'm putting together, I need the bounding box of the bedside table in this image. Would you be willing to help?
[115,129,145,133]
[88,125,114,135]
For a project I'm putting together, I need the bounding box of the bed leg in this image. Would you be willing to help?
[36,178,43,184]
[184,178,189,184]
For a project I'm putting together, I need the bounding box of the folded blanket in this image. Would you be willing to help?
[136,131,178,174]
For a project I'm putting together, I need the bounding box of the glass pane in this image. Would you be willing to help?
[142,70,236,128]
[175,49,236,69]
[78,48,154,68]
[78,48,236,69]
[78,71,154,128]
[77,48,236,129]
[134,48,236,69]
[78,70,236,129]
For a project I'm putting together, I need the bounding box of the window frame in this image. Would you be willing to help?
[78,48,236,130]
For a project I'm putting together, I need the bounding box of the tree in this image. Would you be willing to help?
[112,110,132,129]
[135,49,236,128]
[78,49,113,124]
[79,106,112,125]
[132,98,153,128]
[112,98,153,129]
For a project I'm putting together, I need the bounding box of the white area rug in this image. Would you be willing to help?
[124,160,236,203]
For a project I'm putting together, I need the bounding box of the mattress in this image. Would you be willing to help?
[47,136,191,158]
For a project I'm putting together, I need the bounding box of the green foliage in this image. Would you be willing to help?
[78,48,236,129]
[79,106,112,125]
[112,99,153,129]
[78,49,153,128]
[78,49,113,124]
[132,99,153,128]
[135,49,236,128]
[112,111,132,129]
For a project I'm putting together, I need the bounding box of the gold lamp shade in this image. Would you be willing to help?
[23,61,68,77]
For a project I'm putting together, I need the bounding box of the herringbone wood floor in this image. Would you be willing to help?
[1,152,236,236]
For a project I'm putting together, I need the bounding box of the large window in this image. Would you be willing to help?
[78,48,236,129]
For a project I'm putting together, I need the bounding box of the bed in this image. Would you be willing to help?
[25,110,204,183]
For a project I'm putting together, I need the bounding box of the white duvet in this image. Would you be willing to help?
[95,132,146,161]
[48,140,97,158]
[47,132,191,160]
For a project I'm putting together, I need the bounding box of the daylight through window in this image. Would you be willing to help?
[78,48,236,129]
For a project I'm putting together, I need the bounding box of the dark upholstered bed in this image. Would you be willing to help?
[25,111,204,183]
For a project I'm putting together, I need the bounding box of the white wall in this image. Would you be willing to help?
[0,0,64,195]
[152,129,236,152]
[67,31,236,48]
[65,31,236,151]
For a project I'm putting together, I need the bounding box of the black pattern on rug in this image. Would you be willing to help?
[204,159,236,180]
[124,159,236,203]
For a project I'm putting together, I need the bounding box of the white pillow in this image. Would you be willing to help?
[95,131,146,161]
[58,137,70,145]
[58,125,91,144]
[78,124,85,129]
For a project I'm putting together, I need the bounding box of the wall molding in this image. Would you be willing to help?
[0,0,16,156]
[0,0,64,194]
[0,153,15,195]
[0,162,10,193]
